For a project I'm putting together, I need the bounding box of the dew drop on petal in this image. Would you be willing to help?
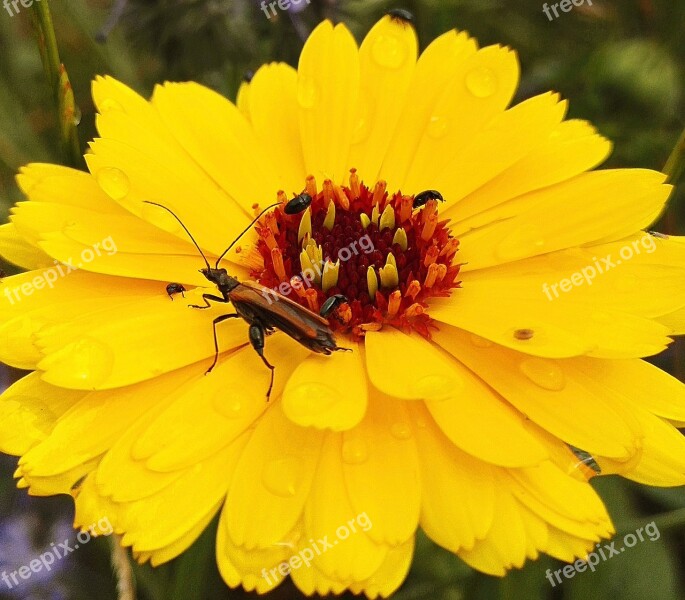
[427,115,449,139]
[390,421,412,440]
[352,97,373,145]
[465,66,498,98]
[371,34,407,69]
[262,456,301,497]
[48,337,114,388]
[410,373,459,399]
[342,438,369,465]
[470,333,493,348]
[99,98,124,113]
[297,77,318,109]
[96,167,130,201]
[519,358,566,391]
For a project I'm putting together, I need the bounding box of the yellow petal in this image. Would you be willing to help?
[298,21,360,182]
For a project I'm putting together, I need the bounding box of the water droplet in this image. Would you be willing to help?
[284,384,337,423]
[410,373,459,400]
[96,167,130,201]
[262,456,301,497]
[496,227,546,261]
[519,358,566,391]
[390,422,412,440]
[215,397,245,419]
[371,34,407,69]
[470,334,493,348]
[465,66,498,98]
[297,77,318,109]
[99,98,124,113]
[43,337,114,388]
[427,115,449,139]
[342,438,369,465]
[351,96,373,145]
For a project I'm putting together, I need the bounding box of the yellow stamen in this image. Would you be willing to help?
[262,226,278,251]
[304,288,319,312]
[421,211,438,241]
[360,322,382,332]
[297,206,312,243]
[371,205,380,226]
[405,303,424,318]
[265,211,279,236]
[399,195,413,222]
[367,266,378,299]
[323,179,334,206]
[300,241,323,286]
[424,262,439,288]
[392,227,408,251]
[305,175,317,197]
[379,204,395,231]
[372,180,387,207]
[323,201,336,231]
[379,262,399,289]
[439,238,459,259]
[291,276,307,298]
[271,247,287,282]
[385,252,397,268]
[388,290,401,317]
[436,263,448,282]
[333,183,350,210]
[406,279,421,299]
[360,213,371,229]
[339,302,352,325]
[349,168,361,199]
[424,245,439,267]
[322,259,340,292]
[277,190,289,206]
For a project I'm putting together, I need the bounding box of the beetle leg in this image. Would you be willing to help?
[248,323,275,401]
[189,293,227,309]
[205,313,241,374]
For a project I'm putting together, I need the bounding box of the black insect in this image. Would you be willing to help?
[166,283,186,300]
[283,192,312,215]
[387,8,414,23]
[320,294,349,319]
[144,196,347,400]
[413,189,444,209]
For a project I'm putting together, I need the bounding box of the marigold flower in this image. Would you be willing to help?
[1,14,685,598]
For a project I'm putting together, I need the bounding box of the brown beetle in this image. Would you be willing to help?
[144,198,347,399]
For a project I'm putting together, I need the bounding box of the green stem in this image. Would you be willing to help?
[663,125,685,185]
[29,0,82,167]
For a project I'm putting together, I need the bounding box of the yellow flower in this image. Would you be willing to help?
[2,12,685,598]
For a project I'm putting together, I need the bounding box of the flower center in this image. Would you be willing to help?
[252,170,461,339]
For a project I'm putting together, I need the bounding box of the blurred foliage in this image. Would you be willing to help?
[0,0,684,598]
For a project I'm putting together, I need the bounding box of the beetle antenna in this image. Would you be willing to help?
[142,201,212,270]
[214,202,281,268]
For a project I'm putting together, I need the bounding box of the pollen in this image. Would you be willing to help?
[253,170,462,340]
